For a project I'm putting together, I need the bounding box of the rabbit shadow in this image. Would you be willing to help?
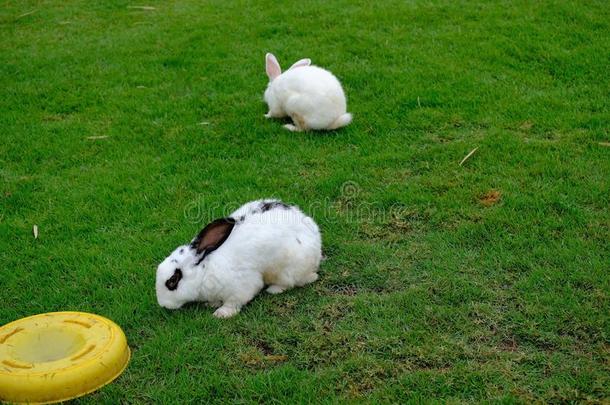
[163,286,294,319]
[260,110,350,138]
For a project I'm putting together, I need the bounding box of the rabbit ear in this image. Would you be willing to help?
[191,218,236,256]
[266,53,282,80]
[289,58,311,70]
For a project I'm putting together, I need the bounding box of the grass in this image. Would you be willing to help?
[1,0,609,402]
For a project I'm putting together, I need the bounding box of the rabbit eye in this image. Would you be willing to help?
[165,268,182,291]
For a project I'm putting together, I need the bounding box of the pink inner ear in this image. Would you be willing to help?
[288,58,311,70]
[194,218,235,254]
[266,53,281,80]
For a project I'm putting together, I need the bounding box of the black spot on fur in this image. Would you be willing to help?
[260,200,290,212]
[296,237,302,244]
[179,248,184,254]
[239,215,245,222]
[165,268,182,291]
[171,259,178,264]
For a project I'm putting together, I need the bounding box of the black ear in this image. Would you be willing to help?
[191,217,236,256]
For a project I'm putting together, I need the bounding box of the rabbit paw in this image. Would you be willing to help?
[266,285,287,294]
[213,305,240,318]
[283,124,302,132]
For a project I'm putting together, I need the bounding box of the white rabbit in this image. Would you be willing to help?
[156,199,322,318]
[264,53,352,132]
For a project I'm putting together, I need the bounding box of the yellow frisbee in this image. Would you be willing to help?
[0,312,130,404]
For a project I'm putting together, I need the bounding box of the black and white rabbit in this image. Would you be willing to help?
[156,200,322,318]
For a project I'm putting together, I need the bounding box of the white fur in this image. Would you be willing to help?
[264,53,352,131]
[156,199,322,318]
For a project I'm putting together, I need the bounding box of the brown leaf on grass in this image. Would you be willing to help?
[86,135,109,140]
[264,355,288,362]
[480,190,501,207]
[239,353,288,366]
[598,142,610,147]
[33,225,39,239]
[239,352,262,366]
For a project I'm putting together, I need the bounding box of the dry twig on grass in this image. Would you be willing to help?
[127,6,156,10]
[459,147,479,166]
[16,10,37,20]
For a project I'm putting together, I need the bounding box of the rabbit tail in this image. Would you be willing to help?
[329,113,352,130]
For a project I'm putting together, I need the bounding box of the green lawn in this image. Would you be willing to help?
[1,0,609,402]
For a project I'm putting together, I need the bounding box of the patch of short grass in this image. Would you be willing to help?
[1,0,608,402]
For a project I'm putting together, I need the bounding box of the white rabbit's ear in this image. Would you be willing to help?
[289,58,311,70]
[191,218,236,256]
[266,53,282,80]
